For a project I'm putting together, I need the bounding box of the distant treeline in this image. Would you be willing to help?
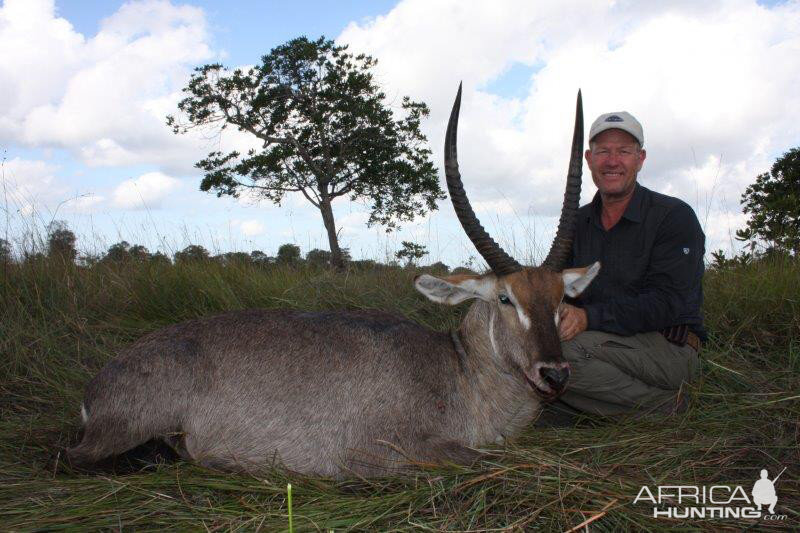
[0,223,460,275]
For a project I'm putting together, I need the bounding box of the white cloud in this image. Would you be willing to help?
[66,194,105,214]
[112,171,180,209]
[0,157,62,210]
[0,0,215,172]
[339,0,800,257]
[337,211,371,235]
[233,219,265,237]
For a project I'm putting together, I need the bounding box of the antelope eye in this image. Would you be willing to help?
[498,294,513,305]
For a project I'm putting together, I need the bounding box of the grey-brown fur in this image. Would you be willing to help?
[67,265,594,478]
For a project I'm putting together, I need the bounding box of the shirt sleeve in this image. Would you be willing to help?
[583,203,704,335]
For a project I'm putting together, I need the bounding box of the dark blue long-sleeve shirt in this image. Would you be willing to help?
[568,183,707,340]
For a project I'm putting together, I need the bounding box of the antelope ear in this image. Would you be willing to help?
[562,261,600,297]
[414,273,495,305]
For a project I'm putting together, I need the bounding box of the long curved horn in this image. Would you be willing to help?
[542,90,584,271]
[444,83,523,276]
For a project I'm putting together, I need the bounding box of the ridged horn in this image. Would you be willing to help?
[542,90,584,271]
[444,83,523,276]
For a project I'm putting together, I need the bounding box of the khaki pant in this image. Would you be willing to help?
[558,330,700,417]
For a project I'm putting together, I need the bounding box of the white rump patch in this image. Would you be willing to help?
[80,403,88,424]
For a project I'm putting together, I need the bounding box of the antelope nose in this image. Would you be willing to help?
[541,366,570,390]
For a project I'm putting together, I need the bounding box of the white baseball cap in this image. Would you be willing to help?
[589,111,644,147]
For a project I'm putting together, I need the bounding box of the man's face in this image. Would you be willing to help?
[585,129,646,200]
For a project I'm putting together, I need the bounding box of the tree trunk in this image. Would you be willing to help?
[319,198,344,270]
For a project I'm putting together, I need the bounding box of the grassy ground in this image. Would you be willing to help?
[1,257,798,531]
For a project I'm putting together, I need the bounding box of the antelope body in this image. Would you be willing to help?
[68,86,599,478]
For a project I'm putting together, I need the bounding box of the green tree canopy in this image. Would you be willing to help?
[150,251,172,266]
[129,245,150,262]
[736,146,800,255]
[104,241,132,263]
[46,221,77,263]
[277,243,302,265]
[395,240,428,267]
[306,247,351,267]
[305,248,331,266]
[0,238,11,264]
[175,245,211,264]
[428,261,450,274]
[214,251,253,266]
[250,250,273,265]
[168,36,444,269]
[102,241,151,263]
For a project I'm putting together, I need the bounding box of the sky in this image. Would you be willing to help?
[1,0,799,267]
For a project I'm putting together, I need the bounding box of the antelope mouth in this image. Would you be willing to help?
[525,365,570,401]
[525,376,562,400]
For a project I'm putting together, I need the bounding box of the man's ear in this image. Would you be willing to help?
[414,273,495,305]
[562,261,601,297]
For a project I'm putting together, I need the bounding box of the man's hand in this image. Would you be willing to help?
[558,303,588,341]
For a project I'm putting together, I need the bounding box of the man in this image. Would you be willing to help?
[752,469,778,515]
[546,111,706,421]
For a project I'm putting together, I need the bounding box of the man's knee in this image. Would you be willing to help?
[559,331,691,416]
[563,330,697,391]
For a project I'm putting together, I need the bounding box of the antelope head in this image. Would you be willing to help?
[415,85,599,400]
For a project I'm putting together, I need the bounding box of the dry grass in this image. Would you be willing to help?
[1,256,798,531]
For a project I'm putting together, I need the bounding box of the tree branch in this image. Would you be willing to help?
[330,172,359,197]
[232,179,303,195]
[281,161,321,207]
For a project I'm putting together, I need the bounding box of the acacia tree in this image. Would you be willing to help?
[168,37,443,269]
[736,146,800,255]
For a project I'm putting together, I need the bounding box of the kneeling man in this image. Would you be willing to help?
[552,111,705,420]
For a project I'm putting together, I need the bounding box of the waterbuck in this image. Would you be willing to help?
[67,86,599,478]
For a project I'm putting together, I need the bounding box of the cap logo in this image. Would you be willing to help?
[605,115,624,122]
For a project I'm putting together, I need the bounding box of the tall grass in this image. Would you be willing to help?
[1,256,798,531]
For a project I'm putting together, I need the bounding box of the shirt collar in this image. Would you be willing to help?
[621,182,645,223]
[588,182,645,226]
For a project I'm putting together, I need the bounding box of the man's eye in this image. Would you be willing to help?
[498,294,513,305]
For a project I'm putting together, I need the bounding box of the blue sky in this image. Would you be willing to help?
[2,0,799,266]
[56,1,399,64]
